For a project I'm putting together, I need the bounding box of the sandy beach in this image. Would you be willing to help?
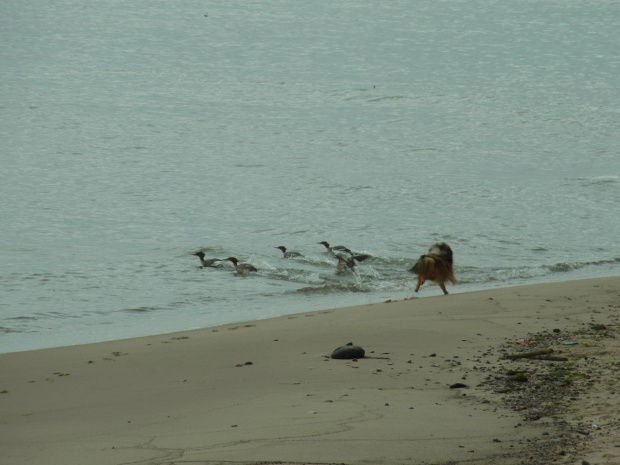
[1,277,619,465]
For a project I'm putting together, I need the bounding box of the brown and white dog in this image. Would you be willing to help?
[409,243,456,295]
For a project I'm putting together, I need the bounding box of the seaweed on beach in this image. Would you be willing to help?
[476,323,619,464]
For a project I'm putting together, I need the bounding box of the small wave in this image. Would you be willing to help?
[573,175,620,186]
[367,95,408,103]
[294,282,373,295]
[545,257,620,273]
[546,263,574,273]
[0,326,23,334]
[459,256,620,285]
[7,315,39,321]
[33,311,84,320]
[586,175,619,183]
[124,306,162,314]
[472,267,550,283]
[286,271,325,284]
[261,267,326,285]
[234,163,267,169]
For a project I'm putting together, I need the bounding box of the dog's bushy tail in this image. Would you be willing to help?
[409,255,432,275]
[410,255,457,285]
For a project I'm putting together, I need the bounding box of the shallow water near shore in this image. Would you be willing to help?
[1,0,619,353]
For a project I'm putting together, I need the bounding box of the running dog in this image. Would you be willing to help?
[409,243,456,295]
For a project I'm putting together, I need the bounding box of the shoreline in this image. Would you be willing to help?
[2,276,619,465]
[4,270,619,355]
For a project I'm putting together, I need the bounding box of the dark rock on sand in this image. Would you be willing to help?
[449,383,469,389]
[331,342,365,359]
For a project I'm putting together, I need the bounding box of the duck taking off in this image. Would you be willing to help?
[318,241,353,255]
[318,241,371,263]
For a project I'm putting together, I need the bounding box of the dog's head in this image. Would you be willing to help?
[428,243,453,263]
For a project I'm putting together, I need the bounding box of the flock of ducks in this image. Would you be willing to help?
[193,241,370,276]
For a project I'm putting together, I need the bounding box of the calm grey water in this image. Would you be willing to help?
[2,0,619,353]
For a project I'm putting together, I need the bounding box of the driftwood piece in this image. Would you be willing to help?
[505,348,554,360]
[540,356,569,362]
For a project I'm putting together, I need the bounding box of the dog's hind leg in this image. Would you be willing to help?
[439,283,449,295]
[415,277,425,293]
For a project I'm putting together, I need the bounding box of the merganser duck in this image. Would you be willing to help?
[193,251,225,268]
[318,241,371,263]
[226,257,258,275]
[275,246,302,258]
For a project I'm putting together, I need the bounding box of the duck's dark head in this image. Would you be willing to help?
[226,257,239,265]
[275,246,286,252]
[193,251,205,258]
[318,241,330,248]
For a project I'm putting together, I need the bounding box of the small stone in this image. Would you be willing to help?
[450,383,469,389]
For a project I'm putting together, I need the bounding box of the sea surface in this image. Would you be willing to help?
[2,0,619,353]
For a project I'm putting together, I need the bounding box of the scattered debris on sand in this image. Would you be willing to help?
[475,322,620,464]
